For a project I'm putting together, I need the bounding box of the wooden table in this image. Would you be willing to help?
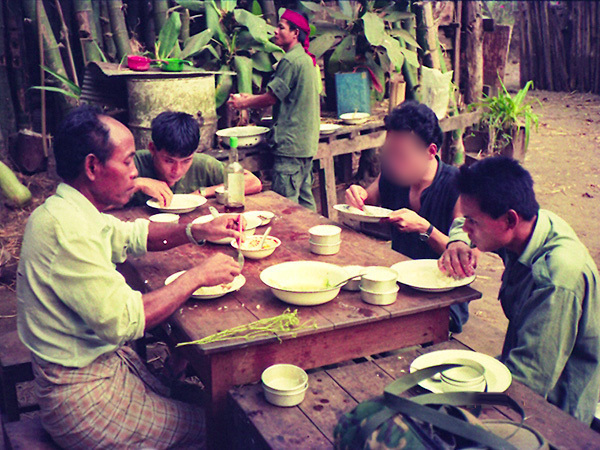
[112,191,481,447]
[229,339,600,450]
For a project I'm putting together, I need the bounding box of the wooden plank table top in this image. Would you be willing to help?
[111,191,481,448]
[229,339,600,450]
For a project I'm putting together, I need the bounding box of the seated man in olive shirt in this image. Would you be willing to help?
[439,157,600,424]
[130,111,262,207]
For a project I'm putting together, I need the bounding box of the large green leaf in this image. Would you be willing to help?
[181,28,214,59]
[300,1,324,13]
[328,35,355,73]
[251,0,262,15]
[233,55,253,93]
[29,86,80,100]
[252,51,273,72]
[258,41,284,54]
[234,8,275,44]
[400,46,419,67]
[380,35,405,72]
[176,0,205,12]
[383,11,415,22]
[309,32,339,59]
[362,12,384,47]
[215,65,233,107]
[40,65,80,94]
[221,0,237,12]
[252,72,263,89]
[157,11,182,59]
[389,29,420,49]
[206,0,229,47]
[325,6,353,21]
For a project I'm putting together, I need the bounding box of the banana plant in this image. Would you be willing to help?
[302,0,420,101]
[176,0,283,108]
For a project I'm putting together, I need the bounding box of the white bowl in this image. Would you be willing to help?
[361,267,399,293]
[215,186,227,205]
[262,364,309,407]
[342,265,364,291]
[216,126,270,148]
[360,285,399,306]
[260,261,348,306]
[148,213,179,223]
[309,240,341,256]
[192,213,262,244]
[231,235,281,260]
[320,123,341,135]
[308,224,342,245]
[340,112,370,125]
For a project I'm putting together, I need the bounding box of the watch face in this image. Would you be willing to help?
[419,233,429,242]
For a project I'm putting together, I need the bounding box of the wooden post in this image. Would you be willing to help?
[463,0,483,105]
[453,1,462,89]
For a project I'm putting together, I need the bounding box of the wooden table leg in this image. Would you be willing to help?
[317,156,338,220]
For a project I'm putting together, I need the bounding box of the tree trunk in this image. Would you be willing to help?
[100,0,117,61]
[0,0,16,154]
[259,0,277,25]
[153,0,169,33]
[74,0,103,64]
[463,0,483,105]
[108,0,131,60]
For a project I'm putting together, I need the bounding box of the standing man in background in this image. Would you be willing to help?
[228,9,320,210]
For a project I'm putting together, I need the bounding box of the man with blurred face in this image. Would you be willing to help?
[439,157,600,424]
[345,101,475,333]
[17,105,244,448]
[228,9,320,210]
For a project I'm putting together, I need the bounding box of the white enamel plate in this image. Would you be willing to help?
[164,271,246,300]
[391,259,476,293]
[147,194,207,214]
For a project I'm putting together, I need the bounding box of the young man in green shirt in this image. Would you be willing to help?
[130,111,262,207]
[439,157,600,424]
[228,10,320,210]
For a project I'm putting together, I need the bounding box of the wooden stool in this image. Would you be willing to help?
[3,415,59,449]
[0,331,37,422]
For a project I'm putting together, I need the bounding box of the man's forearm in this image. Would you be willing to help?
[146,223,189,251]
[242,92,278,109]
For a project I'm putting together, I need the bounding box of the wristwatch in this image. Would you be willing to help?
[419,223,434,242]
[186,223,206,246]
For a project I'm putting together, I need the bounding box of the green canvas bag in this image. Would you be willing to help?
[334,363,549,450]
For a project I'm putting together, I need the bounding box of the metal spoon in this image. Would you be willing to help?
[236,214,244,270]
[209,206,220,218]
[330,272,367,289]
[258,226,272,249]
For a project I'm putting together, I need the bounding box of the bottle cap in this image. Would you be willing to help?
[230,136,239,148]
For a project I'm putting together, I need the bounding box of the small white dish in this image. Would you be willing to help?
[244,210,275,226]
[231,235,281,260]
[340,112,370,125]
[262,364,309,407]
[309,225,342,245]
[309,240,341,256]
[360,285,399,305]
[148,213,180,223]
[391,259,476,293]
[361,267,399,293]
[192,213,262,244]
[342,265,364,291]
[146,193,207,214]
[333,204,393,223]
[320,123,342,135]
[410,349,512,393]
[164,271,246,300]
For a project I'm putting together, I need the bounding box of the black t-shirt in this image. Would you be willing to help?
[379,157,460,260]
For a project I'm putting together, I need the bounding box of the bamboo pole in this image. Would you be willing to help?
[36,0,47,160]
[180,8,190,42]
[400,4,419,100]
[100,0,117,61]
[108,0,131,60]
[0,0,16,154]
[153,0,169,33]
[74,0,103,64]
[54,0,78,84]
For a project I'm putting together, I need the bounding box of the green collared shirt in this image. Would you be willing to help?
[128,150,225,206]
[17,183,149,368]
[267,43,320,158]
[498,209,600,424]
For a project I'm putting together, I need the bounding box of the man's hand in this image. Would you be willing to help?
[193,253,241,287]
[384,209,430,234]
[438,241,479,278]
[134,177,173,207]
[345,185,368,210]
[192,215,244,243]
[227,93,252,110]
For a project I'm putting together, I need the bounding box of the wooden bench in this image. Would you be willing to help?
[3,415,58,449]
[229,340,600,449]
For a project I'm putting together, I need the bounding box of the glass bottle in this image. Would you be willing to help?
[224,136,245,213]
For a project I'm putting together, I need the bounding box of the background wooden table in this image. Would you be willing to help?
[229,338,600,450]
[112,191,481,447]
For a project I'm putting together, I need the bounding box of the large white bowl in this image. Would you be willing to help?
[340,112,370,125]
[192,213,262,244]
[260,261,349,306]
[146,194,207,214]
[216,126,269,148]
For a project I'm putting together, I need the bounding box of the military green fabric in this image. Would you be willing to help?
[267,43,320,158]
[272,156,316,211]
[129,150,225,206]
[497,209,600,424]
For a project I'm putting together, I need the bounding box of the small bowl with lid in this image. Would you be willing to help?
[360,267,399,293]
[309,225,342,245]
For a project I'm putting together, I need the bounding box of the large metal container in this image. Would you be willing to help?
[127,75,217,151]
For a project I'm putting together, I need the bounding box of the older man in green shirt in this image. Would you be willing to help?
[17,105,243,448]
[439,157,600,424]
[228,9,320,210]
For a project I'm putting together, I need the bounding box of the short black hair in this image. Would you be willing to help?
[151,111,200,157]
[457,156,539,220]
[53,104,113,182]
[384,101,443,149]
[283,12,309,44]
